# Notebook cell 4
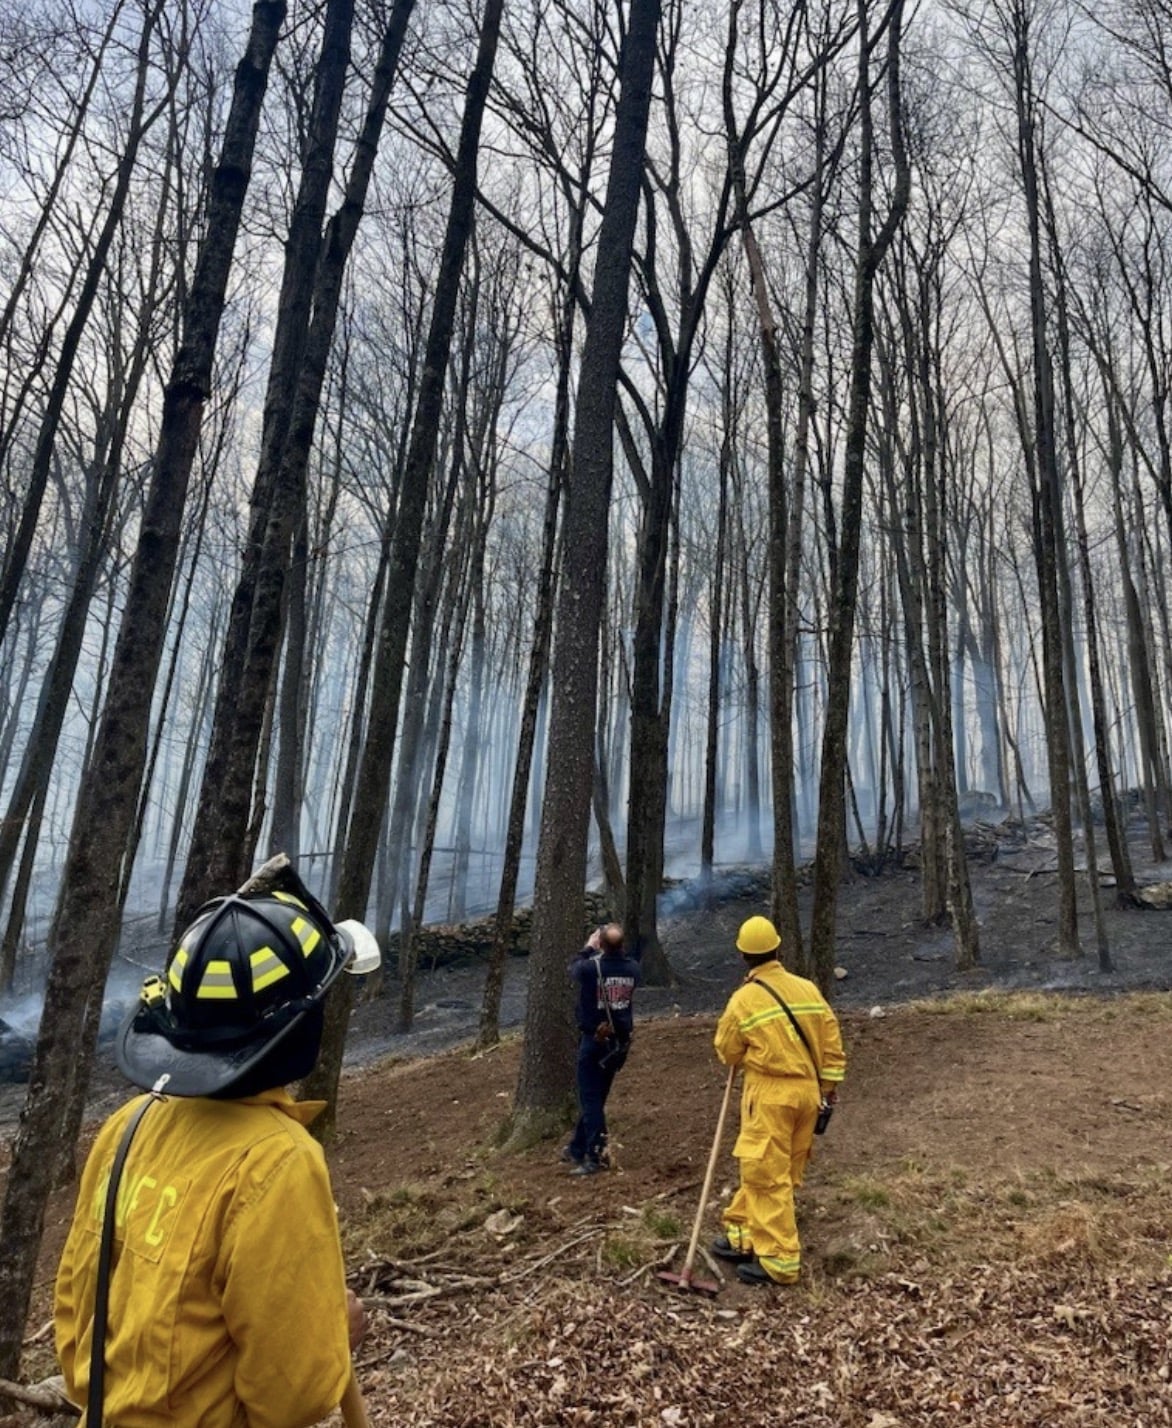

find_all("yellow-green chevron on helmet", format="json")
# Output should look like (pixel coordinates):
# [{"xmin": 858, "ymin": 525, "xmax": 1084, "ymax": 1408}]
[{"xmin": 117, "ymin": 891, "xmax": 350, "ymax": 1097}]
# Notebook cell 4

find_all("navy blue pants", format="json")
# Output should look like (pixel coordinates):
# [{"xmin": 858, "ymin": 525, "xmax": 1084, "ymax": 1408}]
[{"xmin": 568, "ymin": 1033, "xmax": 629, "ymax": 1162}]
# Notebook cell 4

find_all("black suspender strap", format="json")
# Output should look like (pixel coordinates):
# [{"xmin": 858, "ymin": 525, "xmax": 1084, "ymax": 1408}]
[
  {"xmin": 753, "ymin": 978, "xmax": 822, "ymax": 1083},
  {"xmin": 88, "ymin": 1077, "xmax": 170, "ymax": 1427}
]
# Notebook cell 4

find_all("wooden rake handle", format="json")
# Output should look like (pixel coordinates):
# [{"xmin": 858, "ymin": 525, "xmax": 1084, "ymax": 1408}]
[
  {"xmin": 679, "ymin": 1063, "xmax": 737, "ymax": 1278},
  {"xmin": 340, "ymin": 1370, "xmax": 371, "ymax": 1428}
]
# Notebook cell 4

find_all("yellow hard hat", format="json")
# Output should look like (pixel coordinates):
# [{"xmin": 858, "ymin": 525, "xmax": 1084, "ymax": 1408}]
[{"xmin": 736, "ymin": 915, "xmax": 781, "ymax": 955}]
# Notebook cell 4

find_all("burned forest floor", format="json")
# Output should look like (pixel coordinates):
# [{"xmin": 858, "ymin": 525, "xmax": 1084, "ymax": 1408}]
[{"xmin": 8, "ymin": 816, "xmax": 1172, "ymax": 1426}]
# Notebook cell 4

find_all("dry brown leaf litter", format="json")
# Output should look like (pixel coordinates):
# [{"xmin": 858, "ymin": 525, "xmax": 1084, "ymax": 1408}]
[
  {"xmin": 10, "ymin": 996, "xmax": 1172, "ymax": 1426},
  {"xmin": 349, "ymin": 1266, "xmax": 1172, "ymax": 1426}
]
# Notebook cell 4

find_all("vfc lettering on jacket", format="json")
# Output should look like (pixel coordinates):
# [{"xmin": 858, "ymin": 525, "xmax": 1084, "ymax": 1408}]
[{"xmin": 90, "ymin": 1158, "xmax": 189, "ymax": 1259}]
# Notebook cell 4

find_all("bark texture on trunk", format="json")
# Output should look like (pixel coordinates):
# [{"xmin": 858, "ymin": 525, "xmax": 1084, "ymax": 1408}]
[
  {"xmin": 0, "ymin": 2, "xmax": 286, "ymax": 1378},
  {"xmin": 511, "ymin": 0, "xmax": 662, "ymax": 1135},
  {"xmin": 303, "ymin": 0, "xmax": 505, "ymax": 1140}
]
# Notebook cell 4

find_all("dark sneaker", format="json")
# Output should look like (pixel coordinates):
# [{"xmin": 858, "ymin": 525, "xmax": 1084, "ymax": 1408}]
[
  {"xmin": 711, "ymin": 1235, "xmax": 753, "ymax": 1263},
  {"xmin": 736, "ymin": 1260, "xmax": 797, "ymax": 1287},
  {"xmin": 570, "ymin": 1158, "xmax": 603, "ymax": 1177}
]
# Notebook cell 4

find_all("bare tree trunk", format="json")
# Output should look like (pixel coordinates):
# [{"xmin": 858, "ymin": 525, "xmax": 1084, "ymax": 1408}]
[
  {"xmin": 477, "ymin": 256, "xmax": 580, "ymax": 1047},
  {"xmin": 1046, "ymin": 182, "xmax": 1115, "ymax": 961},
  {"xmin": 329, "ymin": 530, "xmax": 391, "ymax": 902},
  {"xmin": 509, "ymin": 0, "xmax": 661, "ymax": 1138},
  {"xmin": 0, "ymin": 612, "xmax": 43, "ymax": 794},
  {"xmin": 303, "ymin": 0, "xmax": 506, "ymax": 1139},
  {"xmin": 400, "ymin": 549, "xmax": 473, "ymax": 1029},
  {"xmin": 723, "ymin": 0, "xmax": 840, "ymax": 968},
  {"xmin": 1076, "ymin": 372, "xmax": 1135, "ymax": 899},
  {"xmin": 0, "ymin": 2, "xmax": 287, "ymax": 1377},
  {"xmin": 0, "ymin": 0, "xmax": 173, "ymax": 644},
  {"xmin": 177, "ymin": 0, "xmax": 356, "ymax": 926},
  {"xmin": 380, "ymin": 354, "xmax": 473, "ymax": 957},
  {"xmin": 701, "ymin": 326, "xmax": 732, "ymax": 888},
  {"xmin": 0, "ymin": 781, "xmax": 46, "ymax": 993},
  {"xmin": 808, "ymin": 0, "xmax": 909, "ymax": 991},
  {"xmin": 1011, "ymin": 0, "xmax": 1078, "ymax": 956},
  {"xmin": 158, "ymin": 603, "xmax": 222, "ymax": 932}
]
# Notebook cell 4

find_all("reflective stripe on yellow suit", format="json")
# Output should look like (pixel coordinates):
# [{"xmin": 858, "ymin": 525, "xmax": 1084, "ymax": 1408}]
[
  {"xmin": 714, "ymin": 962, "xmax": 846, "ymax": 1283},
  {"xmin": 54, "ymin": 1087, "xmax": 351, "ymax": 1428}
]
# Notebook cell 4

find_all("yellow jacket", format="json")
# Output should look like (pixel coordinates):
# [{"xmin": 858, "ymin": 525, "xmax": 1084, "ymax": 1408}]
[
  {"xmin": 55, "ymin": 1088, "xmax": 351, "ymax": 1428},
  {"xmin": 715, "ymin": 962, "xmax": 846, "ymax": 1099}
]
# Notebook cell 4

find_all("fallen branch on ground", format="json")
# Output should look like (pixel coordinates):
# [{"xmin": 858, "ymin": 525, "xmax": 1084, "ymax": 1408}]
[{"xmin": 0, "ymin": 1377, "xmax": 78, "ymax": 1416}]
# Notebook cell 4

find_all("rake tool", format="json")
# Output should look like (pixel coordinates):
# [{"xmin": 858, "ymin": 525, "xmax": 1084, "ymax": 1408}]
[
  {"xmin": 657, "ymin": 1064, "xmax": 737, "ymax": 1297},
  {"xmin": 340, "ymin": 1371, "xmax": 371, "ymax": 1428}
]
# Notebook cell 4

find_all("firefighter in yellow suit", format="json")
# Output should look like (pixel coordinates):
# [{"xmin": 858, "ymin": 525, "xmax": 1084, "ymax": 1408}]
[
  {"xmin": 55, "ymin": 882, "xmax": 378, "ymax": 1428},
  {"xmin": 712, "ymin": 916, "xmax": 846, "ymax": 1286}
]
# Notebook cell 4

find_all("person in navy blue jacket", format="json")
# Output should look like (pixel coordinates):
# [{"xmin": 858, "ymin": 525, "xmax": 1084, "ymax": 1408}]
[{"xmin": 563, "ymin": 922, "xmax": 640, "ymax": 1175}]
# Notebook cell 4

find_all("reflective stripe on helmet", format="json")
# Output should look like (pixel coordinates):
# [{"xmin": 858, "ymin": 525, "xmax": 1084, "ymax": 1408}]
[
  {"xmin": 168, "ymin": 947, "xmax": 189, "ymax": 992},
  {"xmin": 271, "ymin": 893, "xmax": 323, "ymax": 957},
  {"xmin": 290, "ymin": 916, "xmax": 321, "ymax": 958},
  {"xmin": 249, "ymin": 946, "xmax": 291, "ymax": 992},
  {"xmin": 196, "ymin": 959, "xmax": 237, "ymax": 999}
]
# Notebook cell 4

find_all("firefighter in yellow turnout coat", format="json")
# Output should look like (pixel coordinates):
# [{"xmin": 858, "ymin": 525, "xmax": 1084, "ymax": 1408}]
[
  {"xmin": 55, "ymin": 880, "xmax": 378, "ymax": 1427},
  {"xmin": 56, "ymin": 1087, "xmax": 352, "ymax": 1428},
  {"xmin": 713, "ymin": 916, "xmax": 846, "ymax": 1286}
]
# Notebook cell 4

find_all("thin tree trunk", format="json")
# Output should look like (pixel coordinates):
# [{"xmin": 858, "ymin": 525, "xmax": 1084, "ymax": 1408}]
[
  {"xmin": 399, "ymin": 553, "xmax": 472, "ymax": 1029},
  {"xmin": 1046, "ymin": 184, "xmax": 1116, "ymax": 957},
  {"xmin": 808, "ymin": 0, "xmax": 909, "ymax": 992},
  {"xmin": 303, "ymin": 0, "xmax": 506, "ymax": 1139},
  {"xmin": 702, "ymin": 312, "xmax": 734, "ymax": 889},
  {"xmin": 0, "ymin": 0, "xmax": 173, "ymax": 644}
]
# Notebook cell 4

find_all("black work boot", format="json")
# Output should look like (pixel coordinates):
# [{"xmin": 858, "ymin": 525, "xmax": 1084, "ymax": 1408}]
[
  {"xmin": 711, "ymin": 1235, "xmax": 753, "ymax": 1263},
  {"xmin": 736, "ymin": 1259, "xmax": 797, "ymax": 1287}
]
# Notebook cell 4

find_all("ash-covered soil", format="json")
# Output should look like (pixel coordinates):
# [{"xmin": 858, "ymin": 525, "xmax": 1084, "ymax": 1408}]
[{"xmin": 336, "ymin": 816, "xmax": 1172, "ymax": 1070}]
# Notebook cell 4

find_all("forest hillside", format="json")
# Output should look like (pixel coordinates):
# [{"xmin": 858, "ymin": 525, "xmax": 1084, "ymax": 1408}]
[
  {"xmin": 12, "ymin": 994, "xmax": 1172, "ymax": 1428},
  {"xmin": 8, "ymin": 846, "xmax": 1172, "ymax": 1428}
]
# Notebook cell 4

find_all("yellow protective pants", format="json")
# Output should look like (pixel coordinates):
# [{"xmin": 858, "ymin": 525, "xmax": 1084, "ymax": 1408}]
[{"xmin": 722, "ymin": 1075, "xmax": 820, "ymax": 1283}]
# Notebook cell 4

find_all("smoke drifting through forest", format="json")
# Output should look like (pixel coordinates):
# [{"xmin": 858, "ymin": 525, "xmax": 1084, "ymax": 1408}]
[{"xmin": 2, "ymin": 0, "xmax": 1171, "ymax": 988}]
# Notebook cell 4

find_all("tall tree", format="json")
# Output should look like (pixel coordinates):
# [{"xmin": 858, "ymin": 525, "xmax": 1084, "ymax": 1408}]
[
  {"xmin": 509, "ymin": 0, "xmax": 663, "ymax": 1140},
  {"xmin": 1007, "ymin": 0, "xmax": 1079, "ymax": 955},
  {"xmin": 807, "ymin": 0, "xmax": 909, "ymax": 990},
  {"xmin": 175, "ymin": 0, "xmax": 358, "ymax": 926},
  {"xmin": 0, "ymin": 1, "xmax": 288, "ymax": 1378},
  {"xmin": 303, "ymin": 0, "xmax": 507, "ymax": 1138}
]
